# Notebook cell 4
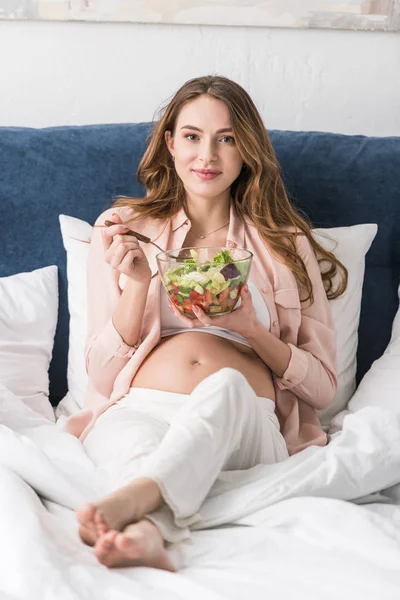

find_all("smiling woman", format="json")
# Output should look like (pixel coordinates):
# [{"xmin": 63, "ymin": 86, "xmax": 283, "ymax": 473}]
[{"xmin": 69, "ymin": 75, "xmax": 348, "ymax": 572}]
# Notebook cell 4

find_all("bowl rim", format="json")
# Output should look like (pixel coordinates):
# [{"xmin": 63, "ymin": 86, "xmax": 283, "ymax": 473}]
[{"xmin": 156, "ymin": 246, "xmax": 253, "ymax": 263}]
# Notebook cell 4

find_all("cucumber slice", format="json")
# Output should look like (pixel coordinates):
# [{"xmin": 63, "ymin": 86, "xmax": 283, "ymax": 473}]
[
  {"xmin": 209, "ymin": 305, "xmax": 222, "ymax": 313},
  {"xmin": 194, "ymin": 284, "xmax": 204, "ymax": 295},
  {"xmin": 176, "ymin": 294, "xmax": 184, "ymax": 303}
]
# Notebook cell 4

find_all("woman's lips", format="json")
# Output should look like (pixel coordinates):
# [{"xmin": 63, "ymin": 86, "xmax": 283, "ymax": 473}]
[{"xmin": 193, "ymin": 170, "xmax": 221, "ymax": 181}]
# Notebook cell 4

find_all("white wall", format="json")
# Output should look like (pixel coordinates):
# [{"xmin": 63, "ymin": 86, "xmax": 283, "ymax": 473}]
[{"xmin": 1, "ymin": 19, "xmax": 399, "ymax": 135}]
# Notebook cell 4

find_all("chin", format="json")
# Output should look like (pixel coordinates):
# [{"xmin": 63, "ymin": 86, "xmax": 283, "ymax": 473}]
[{"xmin": 194, "ymin": 187, "xmax": 229, "ymax": 199}]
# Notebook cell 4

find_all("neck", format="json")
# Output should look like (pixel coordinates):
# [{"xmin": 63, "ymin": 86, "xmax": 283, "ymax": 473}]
[{"xmin": 185, "ymin": 192, "xmax": 231, "ymax": 234}]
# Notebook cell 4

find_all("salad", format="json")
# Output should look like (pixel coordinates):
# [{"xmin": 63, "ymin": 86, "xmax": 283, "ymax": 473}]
[{"xmin": 163, "ymin": 249, "xmax": 249, "ymax": 316}]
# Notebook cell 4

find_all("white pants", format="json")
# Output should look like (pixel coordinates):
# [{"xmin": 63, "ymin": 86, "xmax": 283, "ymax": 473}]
[{"xmin": 83, "ymin": 367, "xmax": 289, "ymax": 542}]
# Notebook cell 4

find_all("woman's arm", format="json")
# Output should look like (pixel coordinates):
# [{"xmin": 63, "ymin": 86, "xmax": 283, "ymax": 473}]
[
  {"xmin": 247, "ymin": 327, "xmax": 291, "ymax": 378},
  {"xmin": 249, "ymin": 235, "xmax": 337, "ymax": 411},
  {"xmin": 84, "ymin": 210, "xmax": 151, "ymax": 398},
  {"xmin": 113, "ymin": 277, "xmax": 151, "ymax": 346}
]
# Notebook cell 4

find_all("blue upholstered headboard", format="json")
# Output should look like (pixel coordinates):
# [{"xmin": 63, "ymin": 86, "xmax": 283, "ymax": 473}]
[{"xmin": 1, "ymin": 124, "xmax": 399, "ymax": 403}]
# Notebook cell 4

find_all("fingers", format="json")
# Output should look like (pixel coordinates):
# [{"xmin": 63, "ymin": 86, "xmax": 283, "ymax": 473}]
[
  {"xmin": 101, "ymin": 224, "xmax": 131, "ymax": 252},
  {"xmin": 104, "ymin": 236, "xmax": 142, "ymax": 269},
  {"xmin": 110, "ymin": 213, "xmax": 123, "ymax": 224},
  {"xmin": 108, "ymin": 245, "xmax": 143, "ymax": 270},
  {"xmin": 169, "ymin": 302, "xmax": 200, "ymax": 327},
  {"xmin": 119, "ymin": 249, "xmax": 137, "ymax": 273},
  {"xmin": 101, "ymin": 211, "xmax": 125, "ymax": 249},
  {"xmin": 238, "ymin": 284, "xmax": 250, "ymax": 304},
  {"xmin": 117, "ymin": 249, "xmax": 147, "ymax": 273},
  {"xmin": 192, "ymin": 305, "xmax": 211, "ymax": 326}
]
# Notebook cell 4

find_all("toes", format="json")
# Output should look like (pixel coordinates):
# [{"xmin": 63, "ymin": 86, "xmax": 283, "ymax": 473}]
[
  {"xmin": 95, "ymin": 547, "xmax": 112, "ymax": 566},
  {"xmin": 94, "ymin": 530, "xmax": 118, "ymax": 562},
  {"xmin": 76, "ymin": 503, "xmax": 96, "ymax": 527},
  {"xmin": 76, "ymin": 503, "xmax": 109, "ymax": 540},
  {"xmin": 94, "ymin": 510, "xmax": 109, "ymax": 537},
  {"xmin": 115, "ymin": 532, "xmax": 143, "ymax": 558},
  {"xmin": 79, "ymin": 525, "xmax": 96, "ymax": 547},
  {"xmin": 77, "ymin": 504, "xmax": 99, "ymax": 546},
  {"xmin": 102, "ymin": 530, "xmax": 118, "ymax": 550}
]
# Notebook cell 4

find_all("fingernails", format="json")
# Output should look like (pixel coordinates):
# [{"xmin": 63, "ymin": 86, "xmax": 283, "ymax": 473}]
[
  {"xmin": 244, "ymin": 284, "xmax": 249, "ymax": 293},
  {"xmin": 193, "ymin": 306, "xmax": 199, "ymax": 313}
]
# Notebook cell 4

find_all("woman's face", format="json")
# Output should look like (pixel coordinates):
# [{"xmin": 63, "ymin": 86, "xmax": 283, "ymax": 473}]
[{"xmin": 165, "ymin": 95, "xmax": 243, "ymax": 201}]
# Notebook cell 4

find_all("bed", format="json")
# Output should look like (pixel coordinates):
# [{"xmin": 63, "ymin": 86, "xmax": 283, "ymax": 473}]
[{"xmin": 1, "ymin": 124, "xmax": 400, "ymax": 599}]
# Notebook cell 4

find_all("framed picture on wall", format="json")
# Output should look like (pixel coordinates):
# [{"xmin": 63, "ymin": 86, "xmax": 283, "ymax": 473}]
[{"xmin": 0, "ymin": 1, "xmax": 399, "ymax": 31}]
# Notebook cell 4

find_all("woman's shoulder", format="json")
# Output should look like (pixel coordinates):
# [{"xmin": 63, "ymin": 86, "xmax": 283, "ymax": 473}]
[{"xmin": 274, "ymin": 224, "xmax": 316, "ymax": 258}]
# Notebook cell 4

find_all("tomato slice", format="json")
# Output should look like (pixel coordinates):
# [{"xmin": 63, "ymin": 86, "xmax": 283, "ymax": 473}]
[
  {"xmin": 218, "ymin": 287, "xmax": 231, "ymax": 303},
  {"xmin": 205, "ymin": 289, "xmax": 213, "ymax": 304}
]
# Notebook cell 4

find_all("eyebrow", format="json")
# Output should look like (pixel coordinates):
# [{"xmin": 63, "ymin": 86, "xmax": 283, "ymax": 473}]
[{"xmin": 180, "ymin": 125, "xmax": 233, "ymax": 134}]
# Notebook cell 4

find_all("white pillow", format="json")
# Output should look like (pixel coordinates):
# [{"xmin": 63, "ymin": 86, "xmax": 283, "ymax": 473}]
[
  {"xmin": 57, "ymin": 215, "xmax": 377, "ymax": 428},
  {"xmin": 314, "ymin": 224, "xmax": 378, "ymax": 429},
  {"xmin": 58, "ymin": 215, "xmax": 91, "ymax": 414},
  {"xmin": 330, "ymin": 279, "xmax": 400, "ymax": 433},
  {"xmin": 0, "ymin": 266, "xmax": 58, "ymax": 421}
]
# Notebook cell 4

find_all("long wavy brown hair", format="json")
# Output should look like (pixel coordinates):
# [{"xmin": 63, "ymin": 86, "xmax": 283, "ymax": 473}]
[{"xmin": 113, "ymin": 75, "xmax": 348, "ymax": 305}]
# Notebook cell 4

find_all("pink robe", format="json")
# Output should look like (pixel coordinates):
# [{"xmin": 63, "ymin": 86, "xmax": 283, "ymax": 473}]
[{"xmin": 72, "ymin": 202, "xmax": 337, "ymax": 456}]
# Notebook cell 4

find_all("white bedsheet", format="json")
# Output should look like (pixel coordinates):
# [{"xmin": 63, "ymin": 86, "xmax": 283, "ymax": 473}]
[{"xmin": 1, "ymin": 385, "xmax": 400, "ymax": 600}]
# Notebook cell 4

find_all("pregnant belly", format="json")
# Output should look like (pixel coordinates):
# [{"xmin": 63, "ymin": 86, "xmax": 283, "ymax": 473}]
[{"xmin": 131, "ymin": 332, "xmax": 276, "ymax": 401}]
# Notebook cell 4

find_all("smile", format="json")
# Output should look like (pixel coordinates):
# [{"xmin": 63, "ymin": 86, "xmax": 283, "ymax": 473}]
[{"xmin": 192, "ymin": 170, "xmax": 221, "ymax": 181}]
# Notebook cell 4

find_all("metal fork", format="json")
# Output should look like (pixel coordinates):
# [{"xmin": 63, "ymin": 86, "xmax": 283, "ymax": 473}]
[{"xmin": 104, "ymin": 220, "xmax": 183, "ymax": 260}]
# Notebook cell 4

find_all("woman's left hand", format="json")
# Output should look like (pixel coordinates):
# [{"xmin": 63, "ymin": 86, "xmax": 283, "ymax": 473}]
[{"xmin": 168, "ymin": 284, "xmax": 260, "ymax": 339}]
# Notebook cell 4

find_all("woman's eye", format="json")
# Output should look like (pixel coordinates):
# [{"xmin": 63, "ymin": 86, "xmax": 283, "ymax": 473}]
[
  {"xmin": 220, "ymin": 136, "xmax": 235, "ymax": 144},
  {"xmin": 185, "ymin": 134, "xmax": 199, "ymax": 141}
]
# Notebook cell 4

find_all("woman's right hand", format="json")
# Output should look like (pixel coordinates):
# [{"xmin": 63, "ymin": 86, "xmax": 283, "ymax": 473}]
[{"xmin": 101, "ymin": 214, "xmax": 152, "ymax": 284}]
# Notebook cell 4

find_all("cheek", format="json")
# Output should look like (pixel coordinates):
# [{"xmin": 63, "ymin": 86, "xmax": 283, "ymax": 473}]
[
  {"xmin": 230, "ymin": 153, "xmax": 244, "ymax": 176},
  {"xmin": 175, "ymin": 146, "xmax": 196, "ymax": 165},
  {"xmin": 225, "ymin": 145, "xmax": 242, "ymax": 165},
  {"xmin": 174, "ymin": 157, "xmax": 194, "ymax": 184}
]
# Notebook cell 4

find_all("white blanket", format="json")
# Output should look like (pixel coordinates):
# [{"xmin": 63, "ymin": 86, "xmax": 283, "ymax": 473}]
[{"xmin": 1, "ymin": 385, "xmax": 400, "ymax": 600}]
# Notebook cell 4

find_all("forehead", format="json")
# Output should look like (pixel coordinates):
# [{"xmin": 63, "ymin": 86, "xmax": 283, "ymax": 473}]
[{"xmin": 176, "ymin": 96, "xmax": 231, "ymax": 128}]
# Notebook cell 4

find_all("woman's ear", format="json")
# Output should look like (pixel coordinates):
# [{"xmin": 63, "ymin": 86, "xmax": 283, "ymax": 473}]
[{"xmin": 165, "ymin": 130, "xmax": 174, "ymax": 157}]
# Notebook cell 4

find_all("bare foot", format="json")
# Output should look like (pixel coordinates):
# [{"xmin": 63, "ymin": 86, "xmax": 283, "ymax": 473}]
[
  {"xmin": 77, "ymin": 504, "xmax": 108, "ymax": 546},
  {"xmin": 76, "ymin": 477, "xmax": 163, "ymax": 546},
  {"xmin": 94, "ymin": 519, "xmax": 176, "ymax": 571}
]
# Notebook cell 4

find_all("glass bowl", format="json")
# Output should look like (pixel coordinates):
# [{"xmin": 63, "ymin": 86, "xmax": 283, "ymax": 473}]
[{"xmin": 156, "ymin": 246, "xmax": 253, "ymax": 319}]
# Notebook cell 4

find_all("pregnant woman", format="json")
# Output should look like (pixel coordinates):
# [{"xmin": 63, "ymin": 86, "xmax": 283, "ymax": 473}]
[{"xmin": 70, "ymin": 75, "xmax": 347, "ymax": 570}]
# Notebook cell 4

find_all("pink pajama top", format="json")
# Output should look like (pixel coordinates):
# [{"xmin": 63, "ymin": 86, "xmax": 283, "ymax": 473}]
[{"xmin": 75, "ymin": 202, "xmax": 337, "ymax": 456}]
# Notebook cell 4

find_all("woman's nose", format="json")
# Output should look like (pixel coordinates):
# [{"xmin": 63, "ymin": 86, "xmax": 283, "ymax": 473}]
[{"xmin": 198, "ymin": 140, "xmax": 217, "ymax": 163}]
